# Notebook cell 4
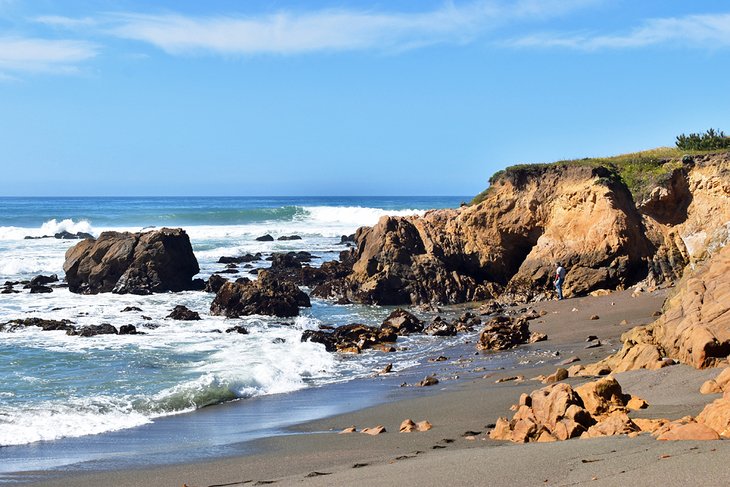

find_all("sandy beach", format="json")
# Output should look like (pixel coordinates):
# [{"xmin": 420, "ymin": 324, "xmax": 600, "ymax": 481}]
[{"xmin": 18, "ymin": 288, "xmax": 729, "ymax": 487}]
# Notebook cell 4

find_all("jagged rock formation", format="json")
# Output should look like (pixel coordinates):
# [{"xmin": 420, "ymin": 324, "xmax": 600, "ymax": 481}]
[
  {"xmin": 334, "ymin": 153, "xmax": 729, "ymax": 305},
  {"xmin": 63, "ymin": 228, "xmax": 200, "ymax": 294}
]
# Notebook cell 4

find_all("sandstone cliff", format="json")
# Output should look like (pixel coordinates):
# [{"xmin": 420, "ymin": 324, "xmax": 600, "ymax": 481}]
[{"xmin": 337, "ymin": 152, "xmax": 730, "ymax": 306}]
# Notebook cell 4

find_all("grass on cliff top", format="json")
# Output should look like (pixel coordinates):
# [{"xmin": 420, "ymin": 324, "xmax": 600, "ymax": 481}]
[{"xmin": 470, "ymin": 147, "xmax": 723, "ymax": 205}]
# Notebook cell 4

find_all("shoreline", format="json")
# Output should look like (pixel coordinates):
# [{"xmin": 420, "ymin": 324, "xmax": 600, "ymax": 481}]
[{"xmin": 16, "ymin": 288, "xmax": 729, "ymax": 487}]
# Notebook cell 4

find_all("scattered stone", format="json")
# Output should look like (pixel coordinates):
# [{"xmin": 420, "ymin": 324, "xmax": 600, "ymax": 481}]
[
  {"xmin": 226, "ymin": 325, "xmax": 249, "ymax": 334},
  {"xmin": 528, "ymin": 332, "xmax": 548, "ymax": 343},
  {"xmin": 73, "ymin": 324, "xmax": 118, "ymax": 337},
  {"xmin": 590, "ymin": 315, "xmax": 600, "ymax": 320},
  {"xmin": 542, "ymin": 368, "xmax": 569, "ymax": 384},
  {"xmin": 120, "ymin": 306, "xmax": 142, "ymax": 313},
  {"xmin": 417, "ymin": 376, "xmax": 439, "ymax": 387},
  {"xmin": 428, "ymin": 356, "xmax": 448, "ymax": 362},
  {"xmin": 619, "ymin": 319, "xmax": 629, "ymax": 325},
  {"xmin": 559, "ymin": 356, "xmax": 581, "ymax": 366},
  {"xmin": 585, "ymin": 340, "xmax": 602, "ymax": 349},
  {"xmin": 586, "ymin": 335, "xmax": 598, "ymax": 341},
  {"xmin": 277, "ymin": 235, "xmax": 302, "ymax": 241},
  {"xmin": 255, "ymin": 234, "xmax": 274, "ymax": 241},
  {"xmin": 380, "ymin": 308, "xmax": 424, "ymax": 335},
  {"xmin": 379, "ymin": 363, "xmax": 393, "ymax": 374},
  {"xmin": 424, "ymin": 317, "xmax": 457, "ymax": 337},
  {"xmin": 416, "ymin": 421, "xmax": 432, "ymax": 432},
  {"xmin": 0, "ymin": 318, "xmax": 76, "ymax": 333},
  {"xmin": 361, "ymin": 425, "xmax": 386, "ymax": 435},
  {"xmin": 204, "ymin": 274, "xmax": 227, "ymax": 294},
  {"xmin": 29, "ymin": 285, "xmax": 53, "ymax": 293},
  {"xmin": 400, "ymin": 419, "xmax": 417, "ymax": 432},
  {"xmin": 626, "ymin": 397, "xmax": 649, "ymax": 410},
  {"xmin": 30, "ymin": 274, "xmax": 59, "ymax": 286},
  {"xmin": 652, "ymin": 310, "xmax": 663, "ymax": 317},
  {"xmin": 496, "ymin": 375, "xmax": 524, "ymax": 383},
  {"xmin": 339, "ymin": 426, "xmax": 357, "ymax": 434},
  {"xmin": 118, "ymin": 324, "xmax": 138, "ymax": 335}
]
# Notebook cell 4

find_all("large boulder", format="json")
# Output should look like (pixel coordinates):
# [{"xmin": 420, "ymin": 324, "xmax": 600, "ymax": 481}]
[
  {"xmin": 63, "ymin": 228, "xmax": 200, "ymax": 295},
  {"xmin": 476, "ymin": 316, "xmax": 531, "ymax": 351},
  {"xmin": 210, "ymin": 271, "xmax": 310, "ymax": 318},
  {"xmin": 302, "ymin": 323, "xmax": 397, "ymax": 353}
]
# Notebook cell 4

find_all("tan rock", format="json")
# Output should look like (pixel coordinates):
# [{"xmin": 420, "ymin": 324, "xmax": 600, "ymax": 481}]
[
  {"xmin": 656, "ymin": 422, "xmax": 720, "ymax": 441},
  {"xmin": 529, "ymin": 332, "xmax": 548, "ymax": 343},
  {"xmin": 582, "ymin": 412, "xmax": 638, "ymax": 438},
  {"xmin": 633, "ymin": 418, "xmax": 669, "ymax": 434},
  {"xmin": 489, "ymin": 417, "xmax": 512, "ymax": 440},
  {"xmin": 696, "ymin": 396, "xmax": 730, "ymax": 437},
  {"xmin": 416, "ymin": 420, "xmax": 432, "ymax": 432},
  {"xmin": 536, "ymin": 430, "xmax": 557, "ymax": 442},
  {"xmin": 626, "ymin": 396, "xmax": 649, "ymax": 410},
  {"xmin": 496, "ymin": 375, "xmax": 524, "ymax": 383},
  {"xmin": 567, "ymin": 364, "xmax": 586, "ymax": 377},
  {"xmin": 700, "ymin": 380, "xmax": 722, "ymax": 395},
  {"xmin": 702, "ymin": 366, "xmax": 730, "ymax": 394},
  {"xmin": 361, "ymin": 425, "xmax": 386, "ymax": 435},
  {"xmin": 574, "ymin": 377, "xmax": 629, "ymax": 416},
  {"xmin": 339, "ymin": 426, "xmax": 357, "ymax": 434},
  {"xmin": 417, "ymin": 376, "xmax": 439, "ymax": 387},
  {"xmin": 399, "ymin": 419, "xmax": 416, "ymax": 433},
  {"xmin": 542, "ymin": 368, "xmax": 569, "ymax": 384}
]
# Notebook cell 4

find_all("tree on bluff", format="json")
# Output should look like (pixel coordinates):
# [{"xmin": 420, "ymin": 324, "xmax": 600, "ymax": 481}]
[{"xmin": 676, "ymin": 128, "xmax": 730, "ymax": 151}]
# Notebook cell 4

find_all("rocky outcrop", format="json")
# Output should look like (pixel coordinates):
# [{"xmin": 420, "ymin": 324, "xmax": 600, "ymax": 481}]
[
  {"xmin": 210, "ymin": 271, "xmax": 310, "ymax": 318},
  {"xmin": 0, "ymin": 318, "xmax": 76, "ymax": 333},
  {"xmin": 335, "ymin": 153, "xmax": 729, "ymax": 305},
  {"xmin": 585, "ymin": 243, "xmax": 730, "ymax": 373},
  {"xmin": 63, "ymin": 228, "xmax": 200, "ymax": 295},
  {"xmin": 490, "ymin": 378, "xmax": 642, "ymax": 443},
  {"xmin": 341, "ymin": 165, "xmax": 652, "ymax": 305}
]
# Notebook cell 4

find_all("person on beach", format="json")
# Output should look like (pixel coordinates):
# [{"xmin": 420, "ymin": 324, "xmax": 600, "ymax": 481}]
[{"xmin": 554, "ymin": 263, "xmax": 567, "ymax": 300}]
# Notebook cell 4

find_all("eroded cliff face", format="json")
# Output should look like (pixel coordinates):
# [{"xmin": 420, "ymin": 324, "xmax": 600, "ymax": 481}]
[
  {"xmin": 341, "ymin": 152, "xmax": 730, "ymax": 305},
  {"xmin": 640, "ymin": 154, "xmax": 730, "ymax": 286}
]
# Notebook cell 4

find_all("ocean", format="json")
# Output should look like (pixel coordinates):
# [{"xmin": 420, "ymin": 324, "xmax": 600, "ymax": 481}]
[{"xmin": 0, "ymin": 196, "xmax": 534, "ymax": 478}]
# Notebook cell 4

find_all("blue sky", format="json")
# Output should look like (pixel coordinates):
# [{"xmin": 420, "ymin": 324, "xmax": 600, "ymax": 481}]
[{"xmin": 1, "ymin": 0, "xmax": 729, "ymax": 196}]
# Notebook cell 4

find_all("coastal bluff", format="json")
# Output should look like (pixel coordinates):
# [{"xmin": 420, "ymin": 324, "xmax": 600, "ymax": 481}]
[
  {"xmin": 337, "ymin": 152, "xmax": 730, "ymax": 305},
  {"xmin": 63, "ymin": 227, "xmax": 200, "ymax": 294}
]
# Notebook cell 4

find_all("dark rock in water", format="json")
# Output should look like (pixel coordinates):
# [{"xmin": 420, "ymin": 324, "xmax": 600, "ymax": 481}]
[
  {"xmin": 0, "ymin": 318, "xmax": 76, "ymax": 333},
  {"xmin": 63, "ymin": 228, "xmax": 200, "ymax": 295},
  {"xmin": 424, "ymin": 317, "xmax": 457, "ymax": 336},
  {"xmin": 29, "ymin": 285, "xmax": 53, "ymax": 294},
  {"xmin": 271, "ymin": 252, "xmax": 302, "ymax": 269},
  {"xmin": 249, "ymin": 269, "xmax": 260, "ymax": 275},
  {"xmin": 277, "ymin": 235, "xmax": 302, "ymax": 241},
  {"xmin": 30, "ymin": 274, "xmax": 59, "ymax": 286},
  {"xmin": 72, "ymin": 323, "xmax": 118, "ymax": 337},
  {"xmin": 476, "ymin": 316, "xmax": 530, "ymax": 351},
  {"xmin": 235, "ymin": 277, "xmax": 251, "ymax": 284},
  {"xmin": 381, "ymin": 308, "xmax": 424, "ymax": 335},
  {"xmin": 166, "ymin": 305, "xmax": 201, "ymax": 321},
  {"xmin": 225, "ymin": 263, "xmax": 238, "ymax": 269},
  {"xmin": 205, "ymin": 274, "xmax": 227, "ymax": 294},
  {"xmin": 225, "ymin": 325, "xmax": 249, "ymax": 334},
  {"xmin": 218, "ymin": 253, "xmax": 261, "ymax": 264},
  {"xmin": 210, "ymin": 270, "xmax": 310, "ymax": 317},
  {"xmin": 1, "ymin": 288, "xmax": 20, "ymax": 294},
  {"xmin": 55, "ymin": 230, "xmax": 94, "ymax": 240},
  {"xmin": 120, "ymin": 306, "xmax": 143, "ymax": 312},
  {"xmin": 339, "ymin": 234, "xmax": 356, "ymax": 244},
  {"xmin": 301, "ymin": 322, "xmax": 398, "ymax": 353},
  {"xmin": 218, "ymin": 268, "xmax": 239, "ymax": 274},
  {"xmin": 190, "ymin": 278, "xmax": 205, "ymax": 291},
  {"xmin": 255, "ymin": 234, "xmax": 274, "ymax": 242},
  {"xmin": 119, "ymin": 324, "xmax": 138, "ymax": 335},
  {"xmin": 273, "ymin": 337, "xmax": 286, "ymax": 343}
]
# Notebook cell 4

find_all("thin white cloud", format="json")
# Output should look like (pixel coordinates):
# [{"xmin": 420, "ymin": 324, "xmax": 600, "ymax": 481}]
[
  {"xmin": 0, "ymin": 37, "xmax": 97, "ymax": 73},
  {"xmin": 34, "ymin": 15, "xmax": 98, "ymax": 28},
  {"xmin": 509, "ymin": 12, "xmax": 730, "ymax": 50},
  {"xmin": 102, "ymin": 0, "xmax": 599, "ymax": 55}
]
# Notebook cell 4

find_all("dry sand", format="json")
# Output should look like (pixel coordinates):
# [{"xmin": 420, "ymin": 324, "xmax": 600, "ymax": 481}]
[{"xmin": 22, "ymin": 289, "xmax": 730, "ymax": 486}]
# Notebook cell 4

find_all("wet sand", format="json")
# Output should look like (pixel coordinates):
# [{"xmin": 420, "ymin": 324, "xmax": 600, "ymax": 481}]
[{"xmin": 19, "ymin": 289, "xmax": 730, "ymax": 487}]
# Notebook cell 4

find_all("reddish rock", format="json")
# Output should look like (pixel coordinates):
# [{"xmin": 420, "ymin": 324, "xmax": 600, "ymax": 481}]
[{"xmin": 656, "ymin": 422, "xmax": 721, "ymax": 441}]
